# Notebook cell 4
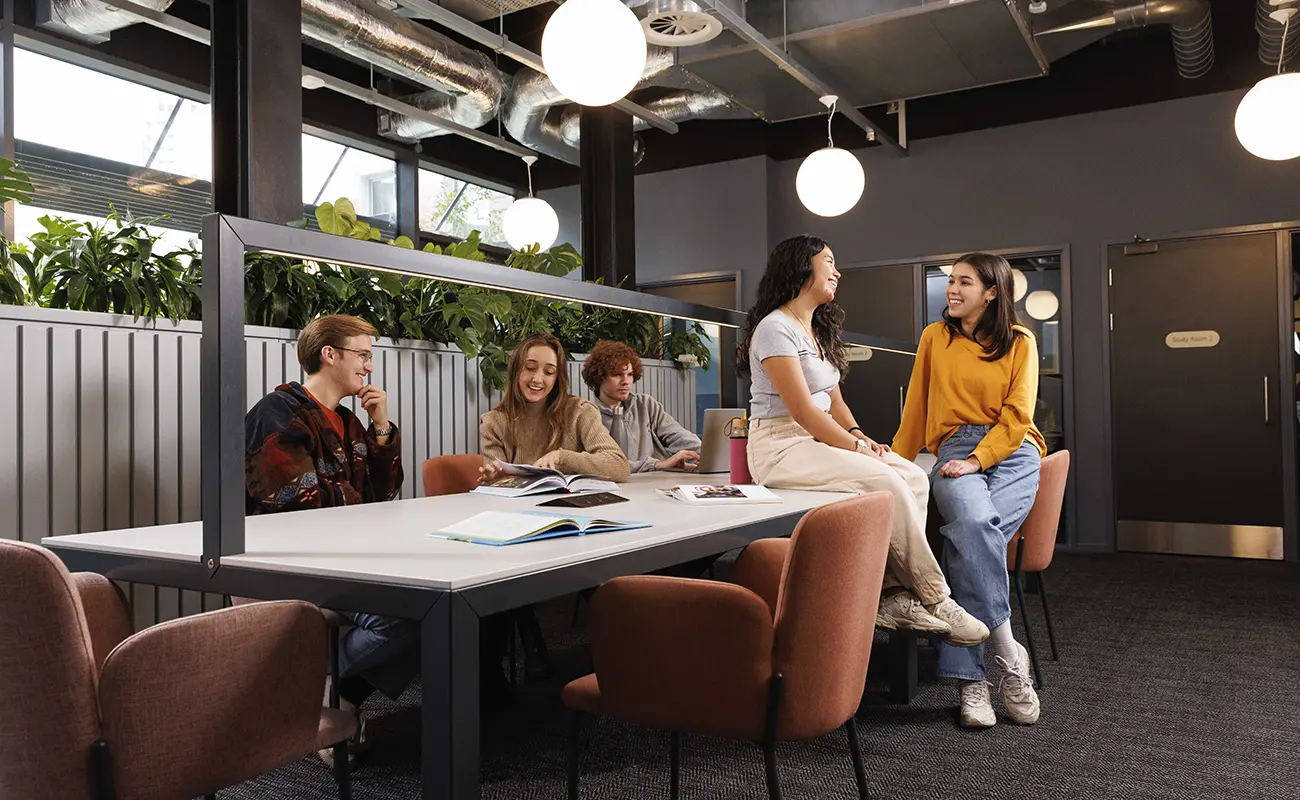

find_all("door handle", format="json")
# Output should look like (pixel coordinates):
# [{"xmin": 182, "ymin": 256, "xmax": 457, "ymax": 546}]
[
  {"xmin": 899, "ymin": 386, "xmax": 905, "ymax": 417},
  {"xmin": 1264, "ymin": 376, "xmax": 1270, "ymax": 424}
]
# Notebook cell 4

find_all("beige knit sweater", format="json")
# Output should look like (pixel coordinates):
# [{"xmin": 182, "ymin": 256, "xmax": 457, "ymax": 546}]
[{"xmin": 480, "ymin": 398, "xmax": 631, "ymax": 482}]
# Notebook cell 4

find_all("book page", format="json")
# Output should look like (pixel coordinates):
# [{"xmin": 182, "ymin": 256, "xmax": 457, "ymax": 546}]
[{"xmin": 438, "ymin": 511, "xmax": 574, "ymax": 543}]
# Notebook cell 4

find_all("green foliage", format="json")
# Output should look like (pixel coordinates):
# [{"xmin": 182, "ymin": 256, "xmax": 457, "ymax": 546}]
[
  {"xmin": 0, "ymin": 193, "xmax": 714, "ymax": 396},
  {"xmin": 0, "ymin": 157, "xmax": 34, "ymax": 206}
]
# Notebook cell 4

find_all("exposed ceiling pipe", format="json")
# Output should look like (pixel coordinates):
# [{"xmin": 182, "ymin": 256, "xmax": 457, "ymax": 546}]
[
  {"xmin": 1036, "ymin": 0, "xmax": 1214, "ymax": 79},
  {"xmin": 36, "ymin": 0, "xmax": 175, "ymax": 43},
  {"xmin": 1257, "ymin": 0, "xmax": 1300, "ymax": 68},
  {"xmin": 496, "ymin": 47, "xmax": 740, "ymax": 165}
]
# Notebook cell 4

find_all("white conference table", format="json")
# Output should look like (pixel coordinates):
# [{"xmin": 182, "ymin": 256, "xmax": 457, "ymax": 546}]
[{"xmin": 43, "ymin": 472, "xmax": 854, "ymax": 800}]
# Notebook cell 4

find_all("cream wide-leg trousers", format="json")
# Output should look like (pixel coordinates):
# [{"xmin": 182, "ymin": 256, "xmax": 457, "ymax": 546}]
[{"xmin": 747, "ymin": 416, "xmax": 951, "ymax": 604}]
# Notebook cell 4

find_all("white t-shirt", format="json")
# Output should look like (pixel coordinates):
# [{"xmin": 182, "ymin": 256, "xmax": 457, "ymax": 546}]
[{"xmin": 747, "ymin": 310, "xmax": 841, "ymax": 420}]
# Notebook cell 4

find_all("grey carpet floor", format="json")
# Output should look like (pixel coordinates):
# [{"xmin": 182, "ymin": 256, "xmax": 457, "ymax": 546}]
[{"xmin": 220, "ymin": 552, "xmax": 1300, "ymax": 799}]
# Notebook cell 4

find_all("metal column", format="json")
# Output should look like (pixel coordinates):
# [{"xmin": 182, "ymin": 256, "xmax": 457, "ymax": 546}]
[{"xmin": 579, "ymin": 106, "xmax": 636, "ymax": 289}]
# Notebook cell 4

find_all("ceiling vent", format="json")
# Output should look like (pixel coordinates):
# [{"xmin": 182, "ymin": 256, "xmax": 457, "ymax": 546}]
[{"xmin": 631, "ymin": 0, "xmax": 723, "ymax": 47}]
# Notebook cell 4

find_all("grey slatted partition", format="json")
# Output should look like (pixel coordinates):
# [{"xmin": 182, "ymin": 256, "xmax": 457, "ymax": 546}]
[{"xmin": 1, "ymin": 305, "xmax": 696, "ymax": 613}]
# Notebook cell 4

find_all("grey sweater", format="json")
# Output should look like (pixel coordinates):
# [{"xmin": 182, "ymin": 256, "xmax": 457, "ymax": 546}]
[{"xmin": 596, "ymin": 394, "xmax": 702, "ymax": 473}]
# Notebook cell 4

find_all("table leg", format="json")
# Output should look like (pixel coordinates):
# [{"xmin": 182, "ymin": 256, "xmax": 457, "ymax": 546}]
[
  {"xmin": 422, "ymin": 593, "xmax": 481, "ymax": 800},
  {"xmin": 887, "ymin": 631, "xmax": 919, "ymax": 705}
]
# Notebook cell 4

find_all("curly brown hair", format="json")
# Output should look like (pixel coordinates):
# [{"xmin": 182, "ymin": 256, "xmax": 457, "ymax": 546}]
[{"xmin": 581, "ymin": 340, "xmax": 643, "ymax": 393}]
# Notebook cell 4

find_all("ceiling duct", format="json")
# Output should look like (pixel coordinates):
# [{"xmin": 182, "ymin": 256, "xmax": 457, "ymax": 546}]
[
  {"xmin": 1256, "ymin": 0, "xmax": 1300, "ymax": 68},
  {"xmin": 36, "ymin": 0, "xmax": 175, "ymax": 44},
  {"xmin": 626, "ymin": 0, "xmax": 724, "ymax": 47},
  {"xmin": 1035, "ymin": 0, "xmax": 1214, "ymax": 79},
  {"xmin": 497, "ymin": 46, "xmax": 744, "ymax": 165}
]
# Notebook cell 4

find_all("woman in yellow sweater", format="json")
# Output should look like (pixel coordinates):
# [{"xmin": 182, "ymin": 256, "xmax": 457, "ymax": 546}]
[
  {"xmin": 480, "ymin": 333, "xmax": 630, "ymax": 483},
  {"xmin": 894, "ymin": 253, "xmax": 1047, "ymax": 730}
]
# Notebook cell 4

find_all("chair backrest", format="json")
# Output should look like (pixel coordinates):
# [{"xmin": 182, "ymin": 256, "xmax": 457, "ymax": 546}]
[
  {"xmin": 98, "ymin": 601, "xmax": 326, "ymax": 800},
  {"xmin": 0, "ymin": 540, "xmax": 103, "ymax": 800},
  {"xmin": 1009, "ymin": 450, "xmax": 1071, "ymax": 573},
  {"xmin": 771, "ymin": 493, "xmax": 894, "ymax": 740},
  {"xmin": 422, "ymin": 454, "xmax": 485, "ymax": 496}
]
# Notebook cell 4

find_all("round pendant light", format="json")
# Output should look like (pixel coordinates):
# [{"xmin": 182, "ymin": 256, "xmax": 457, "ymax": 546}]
[
  {"xmin": 1025, "ymin": 290, "xmax": 1059, "ymax": 321},
  {"xmin": 1012, "ymin": 268, "xmax": 1028, "ymax": 301},
  {"xmin": 1236, "ymin": 9, "xmax": 1300, "ymax": 161},
  {"xmin": 796, "ymin": 96, "xmax": 865, "ymax": 218},
  {"xmin": 542, "ymin": 0, "xmax": 648, "ymax": 106},
  {"xmin": 504, "ymin": 156, "xmax": 560, "ymax": 252}
]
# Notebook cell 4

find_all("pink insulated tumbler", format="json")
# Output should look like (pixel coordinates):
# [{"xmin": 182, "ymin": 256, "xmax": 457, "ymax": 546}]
[{"xmin": 729, "ymin": 435, "xmax": 752, "ymax": 484}]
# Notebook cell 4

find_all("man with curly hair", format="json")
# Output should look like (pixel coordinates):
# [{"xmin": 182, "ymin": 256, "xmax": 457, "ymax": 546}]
[{"xmin": 581, "ymin": 340, "xmax": 702, "ymax": 472}]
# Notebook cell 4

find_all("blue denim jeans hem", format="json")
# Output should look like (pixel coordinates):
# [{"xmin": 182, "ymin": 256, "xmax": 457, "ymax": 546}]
[
  {"xmin": 337, "ymin": 611, "xmax": 421, "ymax": 700},
  {"xmin": 929, "ymin": 426, "xmax": 1040, "ymax": 681}
]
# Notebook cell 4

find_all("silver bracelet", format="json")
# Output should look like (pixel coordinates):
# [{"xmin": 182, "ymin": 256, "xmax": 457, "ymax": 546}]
[{"xmin": 374, "ymin": 425, "xmax": 394, "ymax": 437}]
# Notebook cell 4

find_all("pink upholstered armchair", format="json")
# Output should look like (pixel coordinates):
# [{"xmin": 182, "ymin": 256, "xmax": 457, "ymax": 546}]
[{"xmin": 0, "ymin": 539, "xmax": 356, "ymax": 800}]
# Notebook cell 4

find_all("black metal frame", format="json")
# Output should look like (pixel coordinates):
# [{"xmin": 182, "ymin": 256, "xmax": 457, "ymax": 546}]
[
  {"xmin": 48, "ymin": 503, "xmax": 816, "ymax": 800},
  {"xmin": 1009, "ymin": 537, "xmax": 1060, "ymax": 690},
  {"xmin": 567, "ymin": 672, "xmax": 871, "ymax": 800}
]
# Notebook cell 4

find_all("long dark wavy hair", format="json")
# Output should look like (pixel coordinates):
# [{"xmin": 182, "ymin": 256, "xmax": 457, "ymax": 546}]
[
  {"xmin": 942, "ymin": 252, "xmax": 1025, "ymax": 362},
  {"xmin": 738, "ymin": 235, "xmax": 847, "ymax": 378},
  {"xmin": 496, "ymin": 332, "xmax": 577, "ymax": 452}
]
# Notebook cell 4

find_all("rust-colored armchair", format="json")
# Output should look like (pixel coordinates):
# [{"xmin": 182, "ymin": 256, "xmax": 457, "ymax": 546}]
[
  {"xmin": 0, "ymin": 539, "xmax": 355, "ymax": 800},
  {"xmin": 1008, "ymin": 449, "xmax": 1070, "ymax": 688},
  {"xmin": 421, "ymin": 453, "xmax": 484, "ymax": 496},
  {"xmin": 562, "ymin": 493, "xmax": 894, "ymax": 800}
]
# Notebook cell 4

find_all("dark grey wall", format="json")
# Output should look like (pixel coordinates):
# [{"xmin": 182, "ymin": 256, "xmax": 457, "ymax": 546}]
[
  {"xmin": 541, "ymin": 156, "xmax": 770, "ymax": 292},
  {"xmin": 765, "ymin": 89, "xmax": 1300, "ymax": 550}
]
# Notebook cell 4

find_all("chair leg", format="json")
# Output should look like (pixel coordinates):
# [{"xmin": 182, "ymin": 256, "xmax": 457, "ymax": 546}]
[
  {"xmin": 568, "ymin": 712, "xmax": 583, "ymax": 800},
  {"xmin": 762, "ymin": 674, "xmax": 784, "ymax": 800},
  {"xmin": 670, "ymin": 731, "xmax": 681, "ymax": 800},
  {"xmin": 204, "ymin": 795, "xmax": 216, "ymax": 800},
  {"xmin": 1012, "ymin": 571, "xmax": 1044, "ymax": 689},
  {"xmin": 92, "ymin": 739, "xmax": 116, "ymax": 800},
  {"xmin": 1037, "ymin": 570, "xmax": 1060, "ymax": 661},
  {"xmin": 845, "ymin": 718, "xmax": 870, "ymax": 800},
  {"xmin": 333, "ymin": 742, "xmax": 352, "ymax": 800},
  {"xmin": 762, "ymin": 741, "xmax": 782, "ymax": 800}
]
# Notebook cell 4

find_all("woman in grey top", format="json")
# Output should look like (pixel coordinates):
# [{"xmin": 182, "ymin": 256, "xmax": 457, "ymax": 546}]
[
  {"xmin": 741, "ymin": 234, "xmax": 987, "ymax": 646},
  {"xmin": 582, "ymin": 339, "xmax": 702, "ymax": 472}
]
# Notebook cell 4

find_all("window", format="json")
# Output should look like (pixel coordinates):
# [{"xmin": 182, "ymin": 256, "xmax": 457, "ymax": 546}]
[
  {"xmin": 418, "ymin": 167, "xmax": 512, "ymax": 247},
  {"xmin": 302, "ymin": 135, "xmax": 396, "ymax": 225}
]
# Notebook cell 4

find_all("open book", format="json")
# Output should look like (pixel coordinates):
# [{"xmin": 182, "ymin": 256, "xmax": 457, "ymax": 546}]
[
  {"xmin": 662, "ymin": 484, "xmax": 783, "ymax": 505},
  {"xmin": 474, "ymin": 461, "xmax": 618, "ymax": 498},
  {"xmin": 431, "ymin": 510, "xmax": 650, "ymax": 546}
]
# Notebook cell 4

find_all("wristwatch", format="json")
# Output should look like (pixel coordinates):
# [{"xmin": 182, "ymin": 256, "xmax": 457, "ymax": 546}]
[{"xmin": 374, "ymin": 425, "xmax": 394, "ymax": 437}]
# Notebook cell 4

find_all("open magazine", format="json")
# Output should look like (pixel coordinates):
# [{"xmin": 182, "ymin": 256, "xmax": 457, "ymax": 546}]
[
  {"xmin": 661, "ymin": 484, "xmax": 783, "ymax": 505},
  {"xmin": 431, "ymin": 510, "xmax": 650, "ymax": 546},
  {"xmin": 473, "ymin": 461, "xmax": 619, "ymax": 498}
]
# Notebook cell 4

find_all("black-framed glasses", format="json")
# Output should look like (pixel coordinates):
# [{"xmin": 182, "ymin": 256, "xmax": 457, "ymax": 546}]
[{"xmin": 331, "ymin": 346, "xmax": 373, "ymax": 364}]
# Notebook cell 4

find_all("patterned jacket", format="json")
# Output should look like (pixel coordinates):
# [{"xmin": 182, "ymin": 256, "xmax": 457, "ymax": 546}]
[{"xmin": 245, "ymin": 382, "xmax": 403, "ymax": 514}]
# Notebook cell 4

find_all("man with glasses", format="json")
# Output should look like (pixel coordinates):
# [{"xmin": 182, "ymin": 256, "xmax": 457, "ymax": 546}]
[{"xmin": 245, "ymin": 313, "xmax": 407, "ymax": 767}]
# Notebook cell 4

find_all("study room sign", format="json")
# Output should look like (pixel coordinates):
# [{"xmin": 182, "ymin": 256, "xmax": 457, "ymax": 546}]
[{"xmin": 1165, "ymin": 330, "xmax": 1220, "ymax": 349}]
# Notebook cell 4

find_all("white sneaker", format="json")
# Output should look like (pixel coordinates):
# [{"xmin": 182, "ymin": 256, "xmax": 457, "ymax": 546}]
[
  {"xmin": 875, "ymin": 590, "xmax": 952, "ymax": 636},
  {"xmin": 957, "ymin": 680, "xmax": 996, "ymax": 729},
  {"xmin": 926, "ymin": 598, "xmax": 991, "ymax": 648},
  {"xmin": 994, "ymin": 641, "xmax": 1040, "ymax": 725}
]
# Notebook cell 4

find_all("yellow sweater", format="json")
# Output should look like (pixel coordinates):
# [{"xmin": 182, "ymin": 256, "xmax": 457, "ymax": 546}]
[
  {"xmin": 893, "ymin": 321, "xmax": 1046, "ymax": 470},
  {"xmin": 480, "ymin": 397, "xmax": 631, "ymax": 482}
]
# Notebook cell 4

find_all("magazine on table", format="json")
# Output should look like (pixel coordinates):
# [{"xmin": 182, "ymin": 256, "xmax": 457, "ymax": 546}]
[
  {"xmin": 473, "ymin": 461, "xmax": 619, "ymax": 498},
  {"xmin": 660, "ymin": 484, "xmax": 784, "ymax": 505},
  {"xmin": 430, "ymin": 510, "xmax": 650, "ymax": 546}
]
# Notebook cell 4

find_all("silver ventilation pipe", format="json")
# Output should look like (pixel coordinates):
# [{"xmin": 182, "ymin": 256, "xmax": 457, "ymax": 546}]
[
  {"xmin": 300, "ymin": 0, "xmax": 500, "ymax": 133},
  {"xmin": 42, "ymin": 0, "xmax": 503, "ymax": 136},
  {"xmin": 497, "ymin": 47, "xmax": 737, "ymax": 165},
  {"xmin": 37, "ymin": 0, "xmax": 175, "ymax": 43},
  {"xmin": 1036, "ymin": 0, "xmax": 1214, "ymax": 79},
  {"xmin": 1257, "ymin": 0, "xmax": 1300, "ymax": 68}
]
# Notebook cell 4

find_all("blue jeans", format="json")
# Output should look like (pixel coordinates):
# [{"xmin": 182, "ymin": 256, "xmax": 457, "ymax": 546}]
[
  {"xmin": 931, "ymin": 426, "xmax": 1041, "ymax": 681},
  {"xmin": 338, "ymin": 612, "xmax": 421, "ymax": 700}
]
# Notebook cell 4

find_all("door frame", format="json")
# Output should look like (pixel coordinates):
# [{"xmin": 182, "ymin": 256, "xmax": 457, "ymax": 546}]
[
  {"xmin": 839, "ymin": 244, "xmax": 1076, "ymax": 548},
  {"xmin": 639, "ymin": 270, "xmax": 744, "ymax": 409},
  {"xmin": 1102, "ymin": 221, "xmax": 1299, "ymax": 561}
]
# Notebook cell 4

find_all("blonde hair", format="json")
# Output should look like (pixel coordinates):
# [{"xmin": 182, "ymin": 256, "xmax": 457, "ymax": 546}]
[{"xmin": 297, "ymin": 315, "xmax": 378, "ymax": 374}]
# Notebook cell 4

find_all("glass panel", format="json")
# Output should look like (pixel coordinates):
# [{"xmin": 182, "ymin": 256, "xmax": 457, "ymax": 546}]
[
  {"xmin": 418, "ymin": 167, "xmax": 513, "ymax": 246},
  {"xmin": 302, "ymin": 134, "xmax": 346, "ymax": 205},
  {"xmin": 149, "ymin": 99, "xmax": 212, "ymax": 181},
  {"xmin": 14, "ymin": 48, "xmax": 200, "ymax": 176},
  {"xmin": 306, "ymin": 139, "xmax": 396, "ymax": 223},
  {"xmin": 13, "ymin": 205, "xmax": 197, "ymax": 256}
]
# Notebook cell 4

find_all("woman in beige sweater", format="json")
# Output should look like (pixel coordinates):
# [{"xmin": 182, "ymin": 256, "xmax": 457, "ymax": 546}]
[{"xmin": 480, "ymin": 333, "xmax": 631, "ymax": 483}]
